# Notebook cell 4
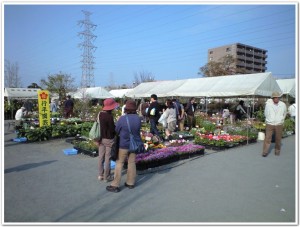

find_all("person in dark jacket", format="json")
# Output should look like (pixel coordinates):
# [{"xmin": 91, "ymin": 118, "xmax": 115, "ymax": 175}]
[
  {"xmin": 106, "ymin": 99, "xmax": 142, "ymax": 193},
  {"xmin": 98, "ymin": 98, "xmax": 119, "ymax": 183},
  {"xmin": 184, "ymin": 97, "xmax": 195, "ymax": 130},
  {"xmin": 64, "ymin": 95, "xmax": 74, "ymax": 118},
  {"xmin": 147, "ymin": 94, "xmax": 161, "ymax": 138}
]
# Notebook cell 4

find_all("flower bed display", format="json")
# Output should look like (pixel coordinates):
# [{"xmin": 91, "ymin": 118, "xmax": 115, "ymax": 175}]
[
  {"xmin": 194, "ymin": 133, "xmax": 249, "ymax": 151},
  {"xmin": 73, "ymin": 139, "xmax": 98, "ymax": 157},
  {"xmin": 135, "ymin": 144, "xmax": 205, "ymax": 170}
]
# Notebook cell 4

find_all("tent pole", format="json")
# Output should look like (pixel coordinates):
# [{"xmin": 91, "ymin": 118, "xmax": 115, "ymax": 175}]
[
  {"xmin": 252, "ymin": 96, "xmax": 255, "ymax": 118},
  {"xmin": 205, "ymin": 97, "xmax": 208, "ymax": 114}
]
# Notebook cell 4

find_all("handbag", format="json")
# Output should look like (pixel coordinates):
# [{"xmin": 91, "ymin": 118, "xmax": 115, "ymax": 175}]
[
  {"xmin": 111, "ymin": 135, "xmax": 120, "ymax": 161},
  {"xmin": 126, "ymin": 116, "xmax": 145, "ymax": 154},
  {"xmin": 89, "ymin": 112, "xmax": 101, "ymax": 140}
]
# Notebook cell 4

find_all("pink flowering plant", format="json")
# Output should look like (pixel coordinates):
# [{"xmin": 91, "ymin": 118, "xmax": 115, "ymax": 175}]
[{"xmin": 194, "ymin": 133, "xmax": 247, "ymax": 147}]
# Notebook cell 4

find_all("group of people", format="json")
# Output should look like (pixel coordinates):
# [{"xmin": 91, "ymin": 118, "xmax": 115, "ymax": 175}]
[
  {"xmin": 50, "ymin": 95, "xmax": 74, "ymax": 118},
  {"xmin": 96, "ymin": 94, "xmax": 198, "ymax": 193},
  {"xmin": 95, "ymin": 98, "xmax": 142, "ymax": 193},
  {"xmin": 13, "ymin": 90, "xmax": 295, "ymax": 193}
]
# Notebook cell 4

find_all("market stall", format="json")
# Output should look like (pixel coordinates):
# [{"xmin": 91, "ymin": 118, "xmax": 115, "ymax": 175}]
[
  {"xmin": 276, "ymin": 78, "xmax": 295, "ymax": 98},
  {"xmin": 109, "ymin": 88, "xmax": 133, "ymax": 98},
  {"xmin": 125, "ymin": 72, "xmax": 282, "ymax": 98},
  {"xmin": 4, "ymin": 87, "xmax": 41, "ymax": 99},
  {"xmin": 70, "ymin": 87, "xmax": 114, "ymax": 99}
]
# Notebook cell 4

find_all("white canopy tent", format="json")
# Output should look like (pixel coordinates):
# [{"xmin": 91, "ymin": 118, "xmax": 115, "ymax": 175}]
[
  {"xmin": 126, "ymin": 72, "xmax": 282, "ymax": 98},
  {"xmin": 276, "ymin": 78, "xmax": 295, "ymax": 98},
  {"xmin": 70, "ymin": 87, "xmax": 114, "ymax": 99},
  {"xmin": 109, "ymin": 89, "xmax": 133, "ymax": 98},
  {"xmin": 4, "ymin": 88, "xmax": 41, "ymax": 99}
]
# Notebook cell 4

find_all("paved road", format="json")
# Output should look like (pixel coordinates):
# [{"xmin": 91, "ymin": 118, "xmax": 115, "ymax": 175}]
[{"xmin": 3, "ymin": 120, "xmax": 296, "ymax": 223}]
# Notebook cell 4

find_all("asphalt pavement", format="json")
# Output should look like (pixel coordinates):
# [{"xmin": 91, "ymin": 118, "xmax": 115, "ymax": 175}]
[{"xmin": 3, "ymin": 120, "xmax": 297, "ymax": 224}]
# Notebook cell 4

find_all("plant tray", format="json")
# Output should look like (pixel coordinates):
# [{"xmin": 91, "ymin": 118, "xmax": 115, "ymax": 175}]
[
  {"xmin": 12, "ymin": 137, "xmax": 27, "ymax": 142},
  {"xmin": 63, "ymin": 148, "xmax": 78, "ymax": 155}
]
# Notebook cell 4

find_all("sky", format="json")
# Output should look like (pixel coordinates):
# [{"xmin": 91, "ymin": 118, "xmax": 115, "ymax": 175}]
[{"xmin": 3, "ymin": 2, "xmax": 297, "ymax": 88}]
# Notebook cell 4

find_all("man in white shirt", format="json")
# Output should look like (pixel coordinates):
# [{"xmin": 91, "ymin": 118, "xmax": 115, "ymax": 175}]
[
  {"xmin": 15, "ymin": 107, "xmax": 26, "ymax": 126},
  {"xmin": 288, "ymin": 100, "xmax": 296, "ymax": 121},
  {"xmin": 262, "ymin": 92, "xmax": 287, "ymax": 157}
]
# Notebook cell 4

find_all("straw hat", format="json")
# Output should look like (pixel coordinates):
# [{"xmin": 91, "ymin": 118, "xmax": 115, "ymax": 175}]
[{"xmin": 271, "ymin": 91, "xmax": 282, "ymax": 98}]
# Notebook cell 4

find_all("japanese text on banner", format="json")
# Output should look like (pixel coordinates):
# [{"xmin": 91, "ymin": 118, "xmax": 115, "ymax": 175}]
[{"xmin": 38, "ymin": 90, "xmax": 50, "ymax": 127}]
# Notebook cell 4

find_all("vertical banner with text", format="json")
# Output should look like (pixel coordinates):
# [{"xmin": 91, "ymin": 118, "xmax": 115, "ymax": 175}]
[{"xmin": 38, "ymin": 90, "xmax": 50, "ymax": 127}]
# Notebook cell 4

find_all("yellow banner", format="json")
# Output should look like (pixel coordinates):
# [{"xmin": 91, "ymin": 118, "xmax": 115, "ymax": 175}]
[{"xmin": 38, "ymin": 90, "xmax": 51, "ymax": 127}]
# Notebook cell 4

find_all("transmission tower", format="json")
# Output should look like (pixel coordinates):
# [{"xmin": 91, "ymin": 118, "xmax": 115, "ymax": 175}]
[{"xmin": 78, "ymin": 10, "xmax": 97, "ymax": 88}]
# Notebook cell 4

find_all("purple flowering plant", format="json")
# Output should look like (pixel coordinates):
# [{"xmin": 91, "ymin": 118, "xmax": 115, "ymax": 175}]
[{"xmin": 136, "ymin": 144, "xmax": 205, "ymax": 164}]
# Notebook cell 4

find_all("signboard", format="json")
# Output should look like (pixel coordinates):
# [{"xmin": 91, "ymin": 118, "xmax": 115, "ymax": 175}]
[{"xmin": 38, "ymin": 90, "xmax": 50, "ymax": 127}]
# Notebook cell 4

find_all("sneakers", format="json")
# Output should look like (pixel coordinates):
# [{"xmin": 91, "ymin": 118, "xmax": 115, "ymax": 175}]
[
  {"xmin": 124, "ymin": 182, "xmax": 135, "ymax": 189},
  {"xmin": 98, "ymin": 176, "xmax": 104, "ymax": 181},
  {"xmin": 106, "ymin": 185, "xmax": 120, "ymax": 193}
]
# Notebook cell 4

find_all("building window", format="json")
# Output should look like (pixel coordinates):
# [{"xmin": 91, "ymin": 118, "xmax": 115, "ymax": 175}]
[{"xmin": 210, "ymin": 51, "xmax": 213, "ymax": 54}]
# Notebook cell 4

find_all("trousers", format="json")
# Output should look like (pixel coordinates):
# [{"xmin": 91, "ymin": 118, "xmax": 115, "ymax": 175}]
[
  {"xmin": 98, "ymin": 138, "xmax": 114, "ymax": 180},
  {"xmin": 111, "ymin": 148, "xmax": 137, "ymax": 187},
  {"xmin": 262, "ymin": 124, "xmax": 283, "ymax": 155}
]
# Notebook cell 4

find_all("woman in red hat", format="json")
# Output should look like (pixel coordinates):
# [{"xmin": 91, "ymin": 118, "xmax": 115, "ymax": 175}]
[{"xmin": 97, "ymin": 98, "xmax": 119, "ymax": 182}]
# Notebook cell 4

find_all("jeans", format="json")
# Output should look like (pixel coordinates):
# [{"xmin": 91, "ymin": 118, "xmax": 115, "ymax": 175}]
[
  {"xmin": 98, "ymin": 138, "xmax": 114, "ymax": 180},
  {"xmin": 263, "ymin": 124, "xmax": 283, "ymax": 155},
  {"xmin": 150, "ymin": 118, "xmax": 160, "ymax": 137},
  {"xmin": 111, "ymin": 148, "xmax": 136, "ymax": 187}
]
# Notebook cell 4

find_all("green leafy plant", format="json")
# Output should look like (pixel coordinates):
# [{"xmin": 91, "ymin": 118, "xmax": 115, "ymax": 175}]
[
  {"xmin": 284, "ymin": 118, "xmax": 295, "ymax": 132},
  {"xmin": 254, "ymin": 108, "xmax": 265, "ymax": 122}
]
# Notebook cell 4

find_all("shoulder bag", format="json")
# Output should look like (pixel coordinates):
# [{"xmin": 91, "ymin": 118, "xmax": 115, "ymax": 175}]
[
  {"xmin": 89, "ymin": 112, "xmax": 101, "ymax": 140},
  {"xmin": 126, "ymin": 115, "xmax": 145, "ymax": 154}
]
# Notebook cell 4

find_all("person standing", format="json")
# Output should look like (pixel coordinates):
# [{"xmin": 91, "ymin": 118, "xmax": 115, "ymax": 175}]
[
  {"xmin": 185, "ymin": 97, "xmax": 195, "ymax": 130},
  {"xmin": 106, "ymin": 100, "xmax": 141, "ymax": 193},
  {"xmin": 222, "ymin": 105, "xmax": 230, "ymax": 124},
  {"xmin": 262, "ymin": 92, "xmax": 287, "ymax": 157},
  {"xmin": 163, "ymin": 99, "xmax": 177, "ymax": 140},
  {"xmin": 64, "ymin": 95, "xmax": 74, "ymax": 118},
  {"xmin": 235, "ymin": 100, "xmax": 247, "ymax": 121},
  {"xmin": 147, "ymin": 94, "xmax": 161, "ymax": 139},
  {"xmin": 50, "ymin": 99, "xmax": 57, "ymax": 113},
  {"xmin": 172, "ymin": 99, "xmax": 183, "ymax": 131},
  {"xmin": 288, "ymin": 100, "xmax": 296, "ymax": 121},
  {"xmin": 98, "ymin": 98, "xmax": 119, "ymax": 182},
  {"xmin": 139, "ymin": 99, "xmax": 150, "ymax": 123}
]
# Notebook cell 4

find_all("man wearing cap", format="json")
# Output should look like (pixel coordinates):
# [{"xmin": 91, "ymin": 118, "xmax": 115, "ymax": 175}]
[{"xmin": 262, "ymin": 91, "xmax": 287, "ymax": 157}]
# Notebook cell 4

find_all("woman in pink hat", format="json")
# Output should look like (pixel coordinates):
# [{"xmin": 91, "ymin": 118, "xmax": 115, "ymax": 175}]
[{"xmin": 97, "ymin": 98, "xmax": 119, "ymax": 182}]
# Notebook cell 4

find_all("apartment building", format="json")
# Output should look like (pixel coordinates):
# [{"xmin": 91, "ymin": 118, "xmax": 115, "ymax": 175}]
[{"xmin": 208, "ymin": 43, "xmax": 268, "ymax": 74}]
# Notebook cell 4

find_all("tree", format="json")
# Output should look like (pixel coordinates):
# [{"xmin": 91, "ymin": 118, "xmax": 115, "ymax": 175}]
[
  {"xmin": 4, "ymin": 60, "xmax": 22, "ymax": 87},
  {"xmin": 40, "ymin": 72, "xmax": 76, "ymax": 101},
  {"xmin": 133, "ymin": 70, "xmax": 155, "ymax": 86},
  {"xmin": 199, "ymin": 55, "xmax": 247, "ymax": 77},
  {"xmin": 27, "ymin": 83, "xmax": 42, "ymax": 89}
]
